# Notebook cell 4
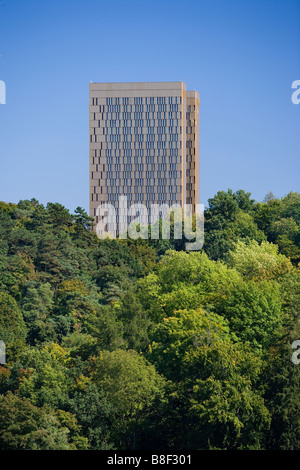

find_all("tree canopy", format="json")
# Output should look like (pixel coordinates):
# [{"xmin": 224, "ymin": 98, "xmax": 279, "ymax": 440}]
[{"xmin": 0, "ymin": 191, "xmax": 299, "ymax": 450}]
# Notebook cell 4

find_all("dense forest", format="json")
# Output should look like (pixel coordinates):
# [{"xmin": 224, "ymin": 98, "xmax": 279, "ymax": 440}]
[{"xmin": 0, "ymin": 189, "xmax": 299, "ymax": 450}]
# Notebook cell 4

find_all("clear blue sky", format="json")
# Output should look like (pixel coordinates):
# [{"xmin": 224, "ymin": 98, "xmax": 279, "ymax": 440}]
[{"xmin": 0, "ymin": 0, "xmax": 299, "ymax": 212}]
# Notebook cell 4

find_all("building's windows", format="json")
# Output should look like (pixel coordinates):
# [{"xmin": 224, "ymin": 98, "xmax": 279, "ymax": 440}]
[
  {"xmin": 134, "ymin": 113, "xmax": 143, "ymax": 121},
  {"xmin": 146, "ymin": 104, "xmax": 155, "ymax": 112},
  {"xmin": 145, "ymin": 97, "xmax": 155, "ymax": 105},
  {"xmin": 135, "ymin": 133, "xmax": 144, "ymax": 142},
  {"xmin": 146, "ymin": 141, "xmax": 154, "ymax": 149},
  {"xmin": 157, "ymin": 97, "xmax": 166, "ymax": 105},
  {"xmin": 123, "ymin": 127, "xmax": 131, "ymax": 135},
  {"xmin": 134, "ymin": 104, "xmax": 143, "ymax": 112},
  {"xmin": 157, "ymin": 104, "xmax": 167, "ymax": 112}
]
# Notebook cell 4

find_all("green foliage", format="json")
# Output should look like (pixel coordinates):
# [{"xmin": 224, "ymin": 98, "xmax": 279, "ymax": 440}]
[
  {"xmin": 138, "ymin": 250, "xmax": 241, "ymax": 319},
  {"xmin": 67, "ymin": 383, "xmax": 114, "ymax": 449},
  {"xmin": 280, "ymin": 192, "xmax": 300, "ymax": 224},
  {"xmin": 148, "ymin": 308, "xmax": 231, "ymax": 381},
  {"xmin": 21, "ymin": 281, "xmax": 55, "ymax": 345},
  {"xmin": 93, "ymin": 349, "xmax": 165, "ymax": 418},
  {"xmin": 227, "ymin": 240, "xmax": 292, "ymax": 280},
  {"xmin": 0, "ymin": 192, "xmax": 299, "ymax": 449},
  {"xmin": 13, "ymin": 343, "xmax": 71, "ymax": 408},
  {"xmin": 93, "ymin": 349, "xmax": 165, "ymax": 448},
  {"xmin": 264, "ymin": 308, "xmax": 300, "ymax": 450},
  {"xmin": 0, "ymin": 291, "xmax": 27, "ymax": 360},
  {"xmin": 147, "ymin": 307, "xmax": 270, "ymax": 449},
  {"xmin": 254, "ymin": 192, "xmax": 300, "ymax": 264},
  {"xmin": 214, "ymin": 279, "xmax": 283, "ymax": 350},
  {"xmin": 113, "ymin": 285, "xmax": 151, "ymax": 351},
  {"xmin": 203, "ymin": 189, "xmax": 265, "ymax": 260},
  {"xmin": 189, "ymin": 371, "xmax": 270, "ymax": 449},
  {"xmin": 0, "ymin": 392, "xmax": 88, "ymax": 450}
]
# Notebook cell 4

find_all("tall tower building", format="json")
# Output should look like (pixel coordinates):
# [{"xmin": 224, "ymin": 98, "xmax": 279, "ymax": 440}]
[{"xmin": 89, "ymin": 81, "xmax": 199, "ymax": 234}]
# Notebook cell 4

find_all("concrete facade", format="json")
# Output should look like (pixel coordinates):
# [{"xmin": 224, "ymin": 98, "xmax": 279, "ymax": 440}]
[{"xmin": 89, "ymin": 81, "xmax": 200, "ymax": 233}]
